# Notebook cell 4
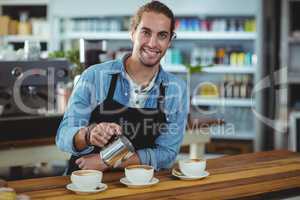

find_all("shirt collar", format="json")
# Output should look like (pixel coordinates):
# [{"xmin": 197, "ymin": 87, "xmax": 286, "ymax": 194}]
[
  {"xmin": 111, "ymin": 53, "xmax": 168, "ymax": 87},
  {"xmin": 125, "ymin": 69, "xmax": 158, "ymax": 93}
]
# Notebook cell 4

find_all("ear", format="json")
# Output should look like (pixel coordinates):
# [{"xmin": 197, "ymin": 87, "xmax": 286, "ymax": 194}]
[
  {"xmin": 130, "ymin": 29, "xmax": 135, "ymax": 43},
  {"xmin": 167, "ymin": 40, "xmax": 171, "ymax": 48}
]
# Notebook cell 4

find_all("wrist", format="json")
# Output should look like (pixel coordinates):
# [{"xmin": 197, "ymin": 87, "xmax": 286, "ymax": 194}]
[
  {"xmin": 84, "ymin": 123, "xmax": 97, "ymax": 146},
  {"xmin": 74, "ymin": 128, "xmax": 88, "ymax": 151}
]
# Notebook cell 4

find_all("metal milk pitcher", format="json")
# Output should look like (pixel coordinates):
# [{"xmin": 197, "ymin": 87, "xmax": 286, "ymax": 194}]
[{"xmin": 100, "ymin": 135, "xmax": 135, "ymax": 168}]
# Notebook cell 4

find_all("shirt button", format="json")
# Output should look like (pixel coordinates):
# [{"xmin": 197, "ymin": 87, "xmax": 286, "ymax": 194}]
[
  {"xmin": 125, "ymin": 92, "xmax": 128, "ymax": 96},
  {"xmin": 135, "ymin": 100, "xmax": 139, "ymax": 104},
  {"xmin": 134, "ymin": 89, "xmax": 139, "ymax": 93}
]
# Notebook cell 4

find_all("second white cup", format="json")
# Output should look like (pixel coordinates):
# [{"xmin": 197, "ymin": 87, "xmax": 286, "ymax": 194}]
[
  {"xmin": 125, "ymin": 165, "xmax": 154, "ymax": 184},
  {"xmin": 179, "ymin": 159, "xmax": 206, "ymax": 177},
  {"xmin": 71, "ymin": 170, "xmax": 103, "ymax": 190}
]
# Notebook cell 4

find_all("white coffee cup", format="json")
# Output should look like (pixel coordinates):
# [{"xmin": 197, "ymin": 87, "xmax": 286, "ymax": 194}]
[
  {"xmin": 71, "ymin": 170, "xmax": 103, "ymax": 190},
  {"xmin": 178, "ymin": 159, "xmax": 206, "ymax": 177},
  {"xmin": 125, "ymin": 165, "xmax": 154, "ymax": 184}
]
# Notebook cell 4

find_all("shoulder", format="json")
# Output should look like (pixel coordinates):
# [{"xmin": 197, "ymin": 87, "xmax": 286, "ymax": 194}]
[
  {"xmin": 80, "ymin": 59, "xmax": 121, "ymax": 81},
  {"xmin": 161, "ymin": 70, "xmax": 187, "ymax": 95}
]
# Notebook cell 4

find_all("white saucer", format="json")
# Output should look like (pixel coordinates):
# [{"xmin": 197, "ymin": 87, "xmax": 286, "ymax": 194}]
[
  {"xmin": 66, "ymin": 183, "xmax": 107, "ymax": 195},
  {"xmin": 172, "ymin": 168, "xmax": 210, "ymax": 180},
  {"xmin": 120, "ymin": 177, "xmax": 159, "ymax": 188}
]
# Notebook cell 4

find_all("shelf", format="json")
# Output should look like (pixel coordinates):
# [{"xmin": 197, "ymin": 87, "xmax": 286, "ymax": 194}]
[
  {"xmin": 162, "ymin": 64, "xmax": 256, "ymax": 74},
  {"xmin": 162, "ymin": 65, "xmax": 187, "ymax": 73},
  {"xmin": 288, "ymin": 72, "xmax": 300, "ymax": 83},
  {"xmin": 1, "ymin": 35, "xmax": 50, "ymax": 43},
  {"xmin": 61, "ymin": 31, "xmax": 256, "ymax": 40},
  {"xmin": 61, "ymin": 32, "xmax": 130, "ymax": 40},
  {"xmin": 176, "ymin": 31, "xmax": 256, "ymax": 40},
  {"xmin": 0, "ymin": 0, "xmax": 48, "ymax": 5},
  {"xmin": 192, "ymin": 96, "xmax": 254, "ymax": 107},
  {"xmin": 202, "ymin": 65, "xmax": 256, "ymax": 74}
]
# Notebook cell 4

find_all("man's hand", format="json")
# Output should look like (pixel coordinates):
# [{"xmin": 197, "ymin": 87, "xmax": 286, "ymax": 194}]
[
  {"xmin": 89, "ymin": 122, "xmax": 122, "ymax": 147},
  {"xmin": 75, "ymin": 154, "xmax": 109, "ymax": 171}
]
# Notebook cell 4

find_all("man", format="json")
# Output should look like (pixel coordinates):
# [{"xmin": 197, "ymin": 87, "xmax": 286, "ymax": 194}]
[{"xmin": 56, "ymin": 1, "xmax": 188, "ymax": 173}]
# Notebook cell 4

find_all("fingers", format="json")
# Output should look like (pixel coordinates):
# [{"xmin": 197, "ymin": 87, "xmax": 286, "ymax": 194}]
[
  {"xmin": 93, "ymin": 133, "xmax": 108, "ymax": 147},
  {"xmin": 75, "ymin": 158, "xmax": 90, "ymax": 170},
  {"xmin": 75, "ymin": 158, "xmax": 84, "ymax": 169},
  {"xmin": 89, "ymin": 122, "xmax": 122, "ymax": 147},
  {"xmin": 89, "ymin": 124, "xmax": 109, "ymax": 147},
  {"xmin": 108, "ymin": 123, "xmax": 122, "ymax": 136},
  {"xmin": 75, "ymin": 154, "xmax": 104, "ymax": 171}
]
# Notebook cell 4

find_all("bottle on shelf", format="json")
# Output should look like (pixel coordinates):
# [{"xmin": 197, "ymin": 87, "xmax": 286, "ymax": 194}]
[
  {"xmin": 233, "ymin": 76, "xmax": 242, "ymax": 98},
  {"xmin": 68, "ymin": 17, "xmax": 123, "ymax": 33},
  {"xmin": 175, "ymin": 17, "xmax": 255, "ymax": 33},
  {"xmin": 161, "ymin": 48, "xmax": 183, "ymax": 66},
  {"xmin": 219, "ymin": 77, "xmax": 226, "ymax": 98},
  {"xmin": 215, "ymin": 47, "xmax": 225, "ymax": 64},
  {"xmin": 230, "ymin": 51, "xmax": 238, "ymax": 66},
  {"xmin": 246, "ymin": 76, "xmax": 253, "ymax": 98},
  {"xmin": 225, "ymin": 75, "xmax": 234, "ymax": 98},
  {"xmin": 0, "ymin": 16, "xmax": 10, "ymax": 36},
  {"xmin": 221, "ymin": 75, "xmax": 253, "ymax": 99},
  {"xmin": 190, "ymin": 46, "xmax": 254, "ymax": 67},
  {"xmin": 240, "ymin": 75, "xmax": 248, "ymax": 98},
  {"xmin": 18, "ymin": 12, "xmax": 31, "ymax": 35},
  {"xmin": 237, "ymin": 52, "xmax": 245, "ymax": 66}
]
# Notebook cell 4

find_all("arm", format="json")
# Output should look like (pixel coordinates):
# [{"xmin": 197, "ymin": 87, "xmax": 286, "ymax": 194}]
[{"xmin": 56, "ymin": 71, "xmax": 96, "ymax": 156}]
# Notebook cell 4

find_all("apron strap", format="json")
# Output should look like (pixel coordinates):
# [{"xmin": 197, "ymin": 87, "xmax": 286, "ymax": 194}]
[
  {"xmin": 157, "ymin": 83, "xmax": 165, "ymax": 110},
  {"xmin": 107, "ymin": 74, "xmax": 118, "ymax": 100}
]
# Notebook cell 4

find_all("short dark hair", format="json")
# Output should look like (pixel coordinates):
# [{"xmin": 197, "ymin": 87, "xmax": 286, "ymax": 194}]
[{"xmin": 131, "ymin": 1, "xmax": 175, "ymax": 39}]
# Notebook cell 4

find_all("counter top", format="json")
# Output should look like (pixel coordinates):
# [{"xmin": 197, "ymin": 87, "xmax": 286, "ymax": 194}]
[{"xmin": 6, "ymin": 150, "xmax": 300, "ymax": 200}]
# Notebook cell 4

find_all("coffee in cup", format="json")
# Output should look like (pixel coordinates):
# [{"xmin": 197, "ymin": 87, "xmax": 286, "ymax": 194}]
[
  {"xmin": 125, "ymin": 165, "xmax": 154, "ymax": 184},
  {"xmin": 178, "ymin": 159, "xmax": 206, "ymax": 177},
  {"xmin": 71, "ymin": 170, "xmax": 102, "ymax": 190}
]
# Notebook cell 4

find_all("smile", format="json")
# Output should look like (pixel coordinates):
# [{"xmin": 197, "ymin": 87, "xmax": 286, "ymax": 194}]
[{"xmin": 142, "ymin": 47, "xmax": 160, "ymax": 57}]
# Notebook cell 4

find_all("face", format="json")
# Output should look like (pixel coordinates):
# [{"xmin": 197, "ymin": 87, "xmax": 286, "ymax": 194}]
[{"xmin": 131, "ymin": 11, "xmax": 172, "ymax": 68}]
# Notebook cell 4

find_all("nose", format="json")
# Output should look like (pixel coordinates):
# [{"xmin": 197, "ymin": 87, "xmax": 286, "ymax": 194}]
[{"xmin": 147, "ymin": 35, "xmax": 158, "ymax": 48}]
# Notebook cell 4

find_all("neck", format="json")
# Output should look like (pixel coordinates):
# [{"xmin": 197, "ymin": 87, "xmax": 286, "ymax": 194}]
[{"xmin": 125, "ymin": 56, "xmax": 159, "ymax": 86}]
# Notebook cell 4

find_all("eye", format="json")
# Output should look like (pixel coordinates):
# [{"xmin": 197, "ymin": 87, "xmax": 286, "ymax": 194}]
[
  {"xmin": 158, "ymin": 32, "xmax": 169, "ymax": 40},
  {"xmin": 141, "ymin": 30, "xmax": 151, "ymax": 37}
]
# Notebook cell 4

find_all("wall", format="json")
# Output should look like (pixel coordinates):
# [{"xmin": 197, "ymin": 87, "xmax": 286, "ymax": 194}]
[{"xmin": 50, "ymin": 0, "xmax": 259, "ymax": 17}]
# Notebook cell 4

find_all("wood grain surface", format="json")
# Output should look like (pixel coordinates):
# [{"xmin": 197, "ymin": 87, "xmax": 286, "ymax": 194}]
[
  {"xmin": 0, "ymin": 137, "xmax": 55, "ymax": 149},
  {"xmin": 6, "ymin": 150, "xmax": 300, "ymax": 200}
]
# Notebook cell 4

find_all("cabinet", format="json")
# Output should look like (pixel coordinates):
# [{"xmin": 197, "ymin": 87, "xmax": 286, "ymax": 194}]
[
  {"xmin": 278, "ymin": 0, "xmax": 300, "ymax": 150},
  {"xmin": 0, "ymin": 0, "xmax": 50, "ymax": 51}
]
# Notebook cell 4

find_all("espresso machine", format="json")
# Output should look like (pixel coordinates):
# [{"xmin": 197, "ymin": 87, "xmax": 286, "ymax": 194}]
[{"xmin": 0, "ymin": 60, "xmax": 70, "ymax": 141}]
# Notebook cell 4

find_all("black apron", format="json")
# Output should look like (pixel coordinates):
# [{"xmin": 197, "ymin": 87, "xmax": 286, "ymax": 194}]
[{"xmin": 66, "ymin": 73, "xmax": 167, "ymax": 174}]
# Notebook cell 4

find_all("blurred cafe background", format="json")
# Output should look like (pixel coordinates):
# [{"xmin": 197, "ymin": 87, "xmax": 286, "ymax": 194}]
[{"xmin": 0, "ymin": 0, "xmax": 299, "ymax": 180}]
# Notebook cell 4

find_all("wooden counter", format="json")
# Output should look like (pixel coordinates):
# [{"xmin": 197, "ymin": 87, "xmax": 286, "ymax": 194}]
[{"xmin": 6, "ymin": 150, "xmax": 300, "ymax": 200}]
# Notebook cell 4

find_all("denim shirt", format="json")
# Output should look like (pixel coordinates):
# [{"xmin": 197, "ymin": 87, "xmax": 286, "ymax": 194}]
[{"xmin": 56, "ymin": 54, "xmax": 189, "ymax": 170}]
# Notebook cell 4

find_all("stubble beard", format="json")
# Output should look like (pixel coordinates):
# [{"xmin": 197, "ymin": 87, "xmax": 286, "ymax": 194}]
[{"xmin": 139, "ymin": 49, "xmax": 166, "ymax": 68}]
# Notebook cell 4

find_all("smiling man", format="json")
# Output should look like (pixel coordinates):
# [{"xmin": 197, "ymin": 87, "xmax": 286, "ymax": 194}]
[{"xmin": 56, "ymin": 1, "xmax": 189, "ymax": 174}]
